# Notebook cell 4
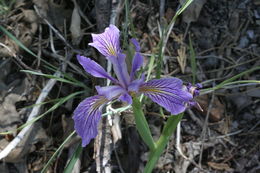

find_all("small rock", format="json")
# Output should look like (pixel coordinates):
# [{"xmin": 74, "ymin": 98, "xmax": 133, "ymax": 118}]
[
  {"xmin": 242, "ymin": 112, "xmax": 255, "ymax": 121},
  {"xmin": 254, "ymin": 10, "xmax": 260, "ymax": 19},
  {"xmin": 238, "ymin": 36, "xmax": 249, "ymax": 48},
  {"xmin": 253, "ymin": 0, "xmax": 260, "ymax": 5},
  {"xmin": 232, "ymin": 121, "xmax": 239, "ymax": 129},
  {"xmin": 255, "ymin": 106, "xmax": 260, "ymax": 115},
  {"xmin": 256, "ymin": 20, "xmax": 260, "ymax": 26},
  {"xmin": 247, "ymin": 30, "xmax": 254, "ymax": 39}
]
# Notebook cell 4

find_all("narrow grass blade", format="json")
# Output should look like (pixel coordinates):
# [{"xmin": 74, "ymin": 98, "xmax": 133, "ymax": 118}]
[
  {"xmin": 146, "ymin": 55, "xmax": 155, "ymax": 81},
  {"xmin": 64, "ymin": 144, "xmax": 83, "ymax": 173},
  {"xmin": 156, "ymin": 0, "xmax": 194, "ymax": 79},
  {"xmin": 175, "ymin": 0, "xmax": 194, "ymax": 16},
  {"xmin": 202, "ymin": 66, "xmax": 260, "ymax": 93},
  {"xmin": 41, "ymin": 131, "xmax": 76, "ymax": 173},
  {"xmin": 132, "ymin": 97, "xmax": 156, "ymax": 151},
  {"xmin": 144, "ymin": 113, "xmax": 183, "ymax": 173},
  {"xmin": 21, "ymin": 70, "xmax": 86, "ymax": 88},
  {"xmin": 189, "ymin": 35, "xmax": 197, "ymax": 84},
  {"xmin": 222, "ymin": 80, "xmax": 260, "ymax": 86}
]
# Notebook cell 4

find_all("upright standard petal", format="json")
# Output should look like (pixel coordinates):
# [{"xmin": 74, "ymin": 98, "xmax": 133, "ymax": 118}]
[
  {"xmin": 109, "ymin": 53, "xmax": 130, "ymax": 88},
  {"xmin": 130, "ymin": 39, "xmax": 143, "ymax": 80},
  {"xmin": 73, "ymin": 95, "xmax": 108, "ymax": 146},
  {"xmin": 128, "ymin": 74, "xmax": 145, "ymax": 92},
  {"xmin": 89, "ymin": 24, "xmax": 120, "ymax": 57},
  {"xmin": 131, "ymin": 38, "xmax": 140, "ymax": 52},
  {"xmin": 139, "ymin": 78, "xmax": 193, "ymax": 115},
  {"xmin": 130, "ymin": 52, "xmax": 143, "ymax": 80},
  {"xmin": 77, "ymin": 55, "xmax": 117, "ymax": 82}
]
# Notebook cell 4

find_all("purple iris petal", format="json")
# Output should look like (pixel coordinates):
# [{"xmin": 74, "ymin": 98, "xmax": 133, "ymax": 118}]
[
  {"xmin": 139, "ymin": 78, "xmax": 193, "ymax": 115},
  {"xmin": 89, "ymin": 24, "xmax": 120, "ymax": 57},
  {"xmin": 130, "ymin": 52, "xmax": 143, "ymax": 80},
  {"xmin": 130, "ymin": 39, "xmax": 143, "ymax": 80},
  {"xmin": 77, "ymin": 55, "xmax": 117, "ymax": 82},
  {"xmin": 109, "ymin": 53, "xmax": 130, "ymax": 87},
  {"xmin": 119, "ymin": 92, "xmax": 132, "ymax": 104},
  {"xmin": 131, "ymin": 38, "xmax": 141, "ymax": 52},
  {"xmin": 96, "ymin": 85, "xmax": 125, "ymax": 100},
  {"xmin": 185, "ymin": 83, "xmax": 202, "ymax": 97},
  {"xmin": 128, "ymin": 74, "xmax": 145, "ymax": 92},
  {"xmin": 73, "ymin": 95, "xmax": 108, "ymax": 147}
]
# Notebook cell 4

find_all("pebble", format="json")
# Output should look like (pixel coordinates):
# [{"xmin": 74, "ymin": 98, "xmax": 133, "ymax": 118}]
[
  {"xmin": 246, "ymin": 30, "xmax": 254, "ymax": 39},
  {"xmin": 238, "ymin": 36, "xmax": 249, "ymax": 48}
]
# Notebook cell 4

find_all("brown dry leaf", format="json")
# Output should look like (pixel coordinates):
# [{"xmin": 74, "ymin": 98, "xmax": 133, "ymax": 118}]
[
  {"xmin": 196, "ymin": 95, "xmax": 225, "ymax": 122},
  {"xmin": 33, "ymin": 0, "xmax": 71, "ymax": 30},
  {"xmin": 0, "ymin": 94, "xmax": 49, "ymax": 162},
  {"xmin": 32, "ymin": 0, "xmax": 48, "ymax": 18},
  {"xmin": 0, "ymin": 94, "xmax": 24, "ymax": 132},
  {"xmin": 207, "ymin": 162, "xmax": 233, "ymax": 171},
  {"xmin": 0, "ymin": 123, "xmax": 49, "ymax": 163},
  {"xmin": 111, "ymin": 114, "xmax": 122, "ymax": 143},
  {"xmin": 0, "ymin": 9, "xmax": 38, "ymax": 57},
  {"xmin": 165, "ymin": 8, "xmax": 174, "ymax": 22},
  {"xmin": 176, "ymin": 45, "xmax": 187, "ymax": 74},
  {"xmin": 70, "ymin": 2, "xmax": 82, "ymax": 46},
  {"xmin": 172, "ymin": 33, "xmax": 187, "ymax": 74},
  {"xmin": 180, "ymin": 0, "xmax": 206, "ymax": 24},
  {"xmin": 0, "ymin": 36, "xmax": 18, "ymax": 57}
]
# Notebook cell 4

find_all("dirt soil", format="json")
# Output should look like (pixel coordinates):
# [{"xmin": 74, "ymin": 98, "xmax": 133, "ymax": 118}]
[{"xmin": 0, "ymin": 0, "xmax": 259, "ymax": 173}]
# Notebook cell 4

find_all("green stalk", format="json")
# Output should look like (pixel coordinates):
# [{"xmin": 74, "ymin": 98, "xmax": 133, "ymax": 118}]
[
  {"xmin": 143, "ymin": 113, "xmax": 183, "ymax": 173},
  {"xmin": 132, "ymin": 97, "xmax": 156, "ymax": 151}
]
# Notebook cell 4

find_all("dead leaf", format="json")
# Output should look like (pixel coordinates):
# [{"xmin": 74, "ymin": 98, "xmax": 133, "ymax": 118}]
[
  {"xmin": 0, "ymin": 93, "xmax": 50, "ymax": 162},
  {"xmin": 70, "ymin": 2, "xmax": 82, "ymax": 46},
  {"xmin": 172, "ymin": 33, "xmax": 187, "ymax": 74},
  {"xmin": 207, "ymin": 162, "xmax": 233, "ymax": 171},
  {"xmin": 33, "ymin": 0, "xmax": 71, "ymax": 30},
  {"xmin": 196, "ymin": 95, "xmax": 225, "ymax": 122},
  {"xmin": 111, "ymin": 114, "xmax": 122, "ymax": 143},
  {"xmin": 0, "ymin": 94, "xmax": 24, "ymax": 133},
  {"xmin": 0, "ymin": 9, "xmax": 38, "ymax": 57},
  {"xmin": 180, "ymin": 0, "xmax": 206, "ymax": 24}
]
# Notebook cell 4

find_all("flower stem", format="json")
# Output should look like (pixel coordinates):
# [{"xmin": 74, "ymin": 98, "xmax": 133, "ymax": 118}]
[
  {"xmin": 132, "ymin": 97, "xmax": 156, "ymax": 151},
  {"xmin": 143, "ymin": 113, "xmax": 184, "ymax": 173}
]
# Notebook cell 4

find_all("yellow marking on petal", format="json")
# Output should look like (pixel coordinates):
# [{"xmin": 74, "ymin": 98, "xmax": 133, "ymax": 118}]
[
  {"xmin": 139, "ymin": 87, "xmax": 167, "ymax": 94},
  {"xmin": 89, "ymin": 96, "xmax": 109, "ymax": 115},
  {"xmin": 98, "ymin": 35, "xmax": 117, "ymax": 56},
  {"xmin": 139, "ymin": 86, "xmax": 182, "ymax": 98},
  {"xmin": 107, "ymin": 45, "xmax": 116, "ymax": 56}
]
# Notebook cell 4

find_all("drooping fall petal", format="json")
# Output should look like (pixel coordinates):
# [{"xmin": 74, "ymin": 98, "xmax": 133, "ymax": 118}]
[
  {"xmin": 73, "ymin": 95, "xmax": 108, "ymax": 146},
  {"xmin": 139, "ymin": 78, "xmax": 193, "ymax": 115}
]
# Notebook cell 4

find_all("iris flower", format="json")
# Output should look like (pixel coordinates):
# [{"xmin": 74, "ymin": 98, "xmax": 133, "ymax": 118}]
[{"xmin": 73, "ymin": 25, "xmax": 201, "ymax": 147}]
